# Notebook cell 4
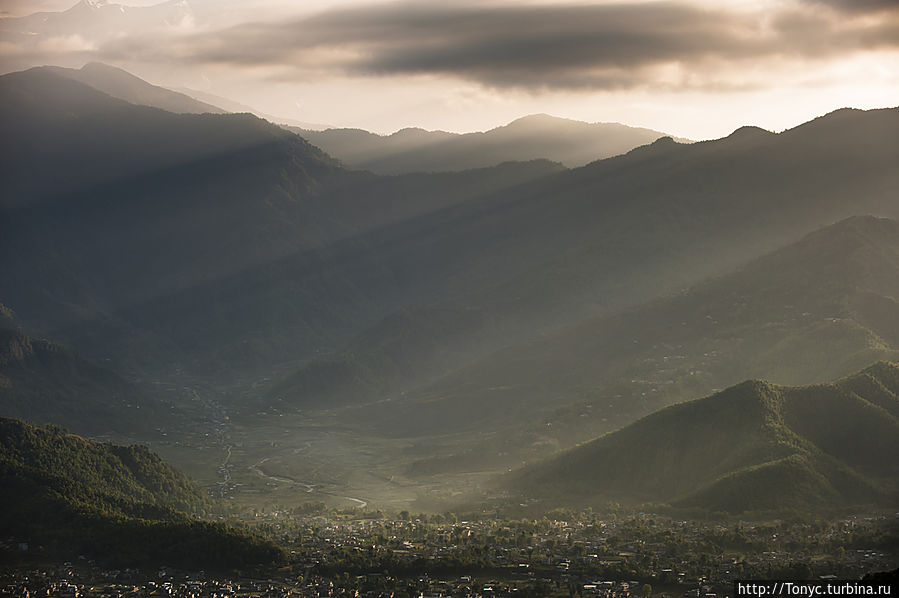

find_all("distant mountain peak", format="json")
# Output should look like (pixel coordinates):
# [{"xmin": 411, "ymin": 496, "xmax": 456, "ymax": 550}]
[
  {"xmin": 80, "ymin": 61, "xmax": 127, "ymax": 73},
  {"xmin": 509, "ymin": 113, "xmax": 568, "ymax": 124},
  {"xmin": 800, "ymin": 214, "xmax": 899, "ymax": 245},
  {"xmin": 15, "ymin": 63, "xmax": 225, "ymax": 115},
  {"xmin": 508, "ymin": 362, "xmax": 899, "ymax": 513},
  {"xmin": 390, "ymin": 126, "xmax": 448, "ymax": 139},
  {"xmin": 299, "ymin": 111, "xmax": 687, "ymax": 173},
  {"xmin": 615, "ymin": 134, "xmax": 681, "ymax": 160},
  {"xmin": 727, "ymin": 125, "xmax": 775, "ymax": 140},
  {"xmin": 829, "ymin": 213, "xmax": 898, "ymax": 231},
  {"xmin": 501, "ymin": 113, "xmax": 586, "ymax": 131}
]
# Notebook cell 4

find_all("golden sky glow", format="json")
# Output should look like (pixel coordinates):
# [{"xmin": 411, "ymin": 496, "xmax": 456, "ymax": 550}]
[{"xmin": 1, "ymin": 0, "xmax": 897, "ymax": 139}]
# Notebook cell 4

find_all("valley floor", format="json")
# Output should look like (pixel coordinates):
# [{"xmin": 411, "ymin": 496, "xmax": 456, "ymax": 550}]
[
  {"xmin": 3, "ymin": 511, "xmax": 897, "ymax": 598},
  {"xmin": 144, "ymin": 382, "xmax": 511, "ymax": 513}
]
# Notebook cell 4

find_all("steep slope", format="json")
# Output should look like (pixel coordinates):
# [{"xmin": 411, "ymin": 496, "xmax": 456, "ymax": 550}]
[
  {"xmin": 43, "ymin": 62, "xmax": 226, "ymax": 114},
  {"xmin": 507, "ymin": 362, "xmax": 899, "ymax": 513},
  {"xmin": 3, "ymin": 64, "xmax": 898, "ymax": 404},
  {"xmin": 0, "ymin": 323, "xmax": 170, "ymax": 437},
  {"xmin": 0, "ymin": 67, "xmax": 346, "ymax": 375},
  {"xmin": 292, "ymin": 215, "xmax": 899, "ymax": 455},
  {"xmin": 0, "ymin": 66, "xmax": 569, "ymax": 382},
  {"xmin": 295, "ymin": 114, "xmax": 686, "ymax": 174},
  {"xmin": 172, "ymin": 86, "xmax": 331, "ymax": 128},
  {"xmin": 0, "ymin": 66, "xmax": 338, "ymax": 208},
  {"xmin": 0, "ymin": 417, "xmax": 284, "ymax": 568},
  {"xmin": 267, "ymin": 105, "xmax": 898, "ymax": 448},
  {"xmin": 318, "ymin": 108, "xmax": 899, "ymax": 391}
]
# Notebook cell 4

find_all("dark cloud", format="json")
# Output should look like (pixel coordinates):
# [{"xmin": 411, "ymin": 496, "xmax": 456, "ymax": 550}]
[
  {"xmin": 7, "ymin": 0, "xmax": 899, "ymax": 92},
  {"xmin": 159, "ymin": 2, "xmax": 767, "ymax": 90},
  {"xmin": 769, "ymin": 5, "xmax": 899, "ymax": 57},
  {"xmin": 801, "ymin": 0, "xmax": 899, "ymax": 15},
  {"xmin": 158, "ymin": 0, "xmax": 899, "ymax": 91}
]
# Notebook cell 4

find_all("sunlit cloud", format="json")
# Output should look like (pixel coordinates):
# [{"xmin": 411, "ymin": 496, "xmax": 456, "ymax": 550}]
[
  {"xmin": 55, "ymin": 0, "xmax": 894, "ymax": 94},
  {"xmin": 1, "ymin": 0, "xmax": 897, "ymax": 138},
  {"xmin": 800, "ymin": 0, "xmax": 899, "ymax": 15},
  {"xmin": 35, "ymin": 34, "xmax": 97, "ymax": 53}
]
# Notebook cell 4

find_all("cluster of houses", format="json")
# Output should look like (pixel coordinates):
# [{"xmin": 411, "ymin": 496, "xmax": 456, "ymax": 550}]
[{"xmin": 2, "ymin": 514, "xmax": 896, "ymax": 598}]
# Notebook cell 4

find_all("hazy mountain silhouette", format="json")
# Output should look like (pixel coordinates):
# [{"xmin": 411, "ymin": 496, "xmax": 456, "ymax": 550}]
[
  {"xmin": 3, "ymin": 63, "xmax": 899, "ymax": 518},
  {"xmin": 0, "ymin": 327, "xmax": 171, "ymax": 437},
  {"xmin": 2, "ymin": 64, "xmax": 897, "ymax": 399},
  {"xmin": 0, "ymin": 66, "xmax": 566, "ymax": 380},
  {"xmin": 0, "ymin": 67, "xmax": 353, "ymax": 376},
  {"xmin": 365, "ymin": 215, "xmax": 899, "ymax": 449},
  {"xmin": 294, "ymin": 114, "xmax": 689, "ymax": 174},
  {"xmin": 266, "ymin": 306, "xmax": 496, "ymax": 409},
  {"xmin": 39, "ymin": 62, "xmax": 225, "ymax": 114},
  {"xmin": 320, "ymin": 106, "xmax": 899, "ymax": 361},
  {"xmin": 507, "ymin": 362, "xmax": 899, "ymax": 514},
  {"xmin": 0, "ymin": 66, "xmax": 339, "ymax": 207},
  {"xmin": 271, "ymin": 113, "xmax": 899, "ymax": 435},
  {"xmin": 0, "ymin": 303, "xmax": 171, "ymax": 437},
  {"xmin": 174, "ymin": 86, "xmax": 331, "ymax": 129}
]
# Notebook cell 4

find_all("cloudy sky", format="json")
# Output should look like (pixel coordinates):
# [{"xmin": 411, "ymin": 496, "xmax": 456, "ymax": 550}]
[{"xmin": 1, "ymin": 0, "xmax": 897, "ymax": 138}]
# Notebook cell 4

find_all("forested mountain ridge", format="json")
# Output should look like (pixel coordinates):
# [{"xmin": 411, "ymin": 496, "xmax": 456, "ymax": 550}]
[
  {"xmin": 0, "ymin": 417, "xmax": 285, "ymax": 568},
  {"xmin": 506, "ymin": 361, "xmax": 899, "ymax": 514},
  {"xmin": 0, "ymin": 416, "xmax": 206, "ymax": 514},
  {"xmin": 0, "ymin": 67, "xmax": 570, "ymax": 381},
  {"xmin": 2, "ymin": 64, "xmax": 897, "ymax": 421},
  {"xmin": 0, "ymin": 324, "xmax": 170, "ymax": 437},
  {"xmin": 372, "ymin": 214, "xmax": 899, "ymax": 446}
]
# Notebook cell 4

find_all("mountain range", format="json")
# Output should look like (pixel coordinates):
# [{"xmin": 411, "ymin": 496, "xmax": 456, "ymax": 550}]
[
  {"xmin": 291, "ymin": 107, "xmax": 899, "ymax": 410},
  {"xmin": 357, "ymin": 215, "xmax": 899, "ymax": 447},
  {"xmin": 506, "ymin": 361, "xmax": 899, "ymax": 514},
  {"xmin": 1, "ymin": 66, "xmax": 577, "ymax": 381},
  {"xmin": 3, "ymin": 65, "xmax": 898, "ymax": 405},
  {"xmin": 174, "ymin": 86, "xmax": 332, "ymax": 129},
  {"xmin": 1, "ymin": 62, "xmax": 898, "ymax": 515},
  {"xmin": 292, "ymin": 115, "xmax": 690, "ymax": 174},
  {"xmin": 42, "ymin": 62, "xmax": 225, "ymax": 115}
]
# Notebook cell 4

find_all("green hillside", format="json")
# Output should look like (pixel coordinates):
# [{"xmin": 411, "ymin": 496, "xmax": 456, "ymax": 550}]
[
  {"xmin": 0, "ymin": 417, "xmax": 285, "ymax": 569},
  {"xmin": 0, "ymin": 317, "xmax": 170, "ymax": 437},
  {"xmin": 508, "ymin": 362, "xmax": 899, "ymax": 514}
]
